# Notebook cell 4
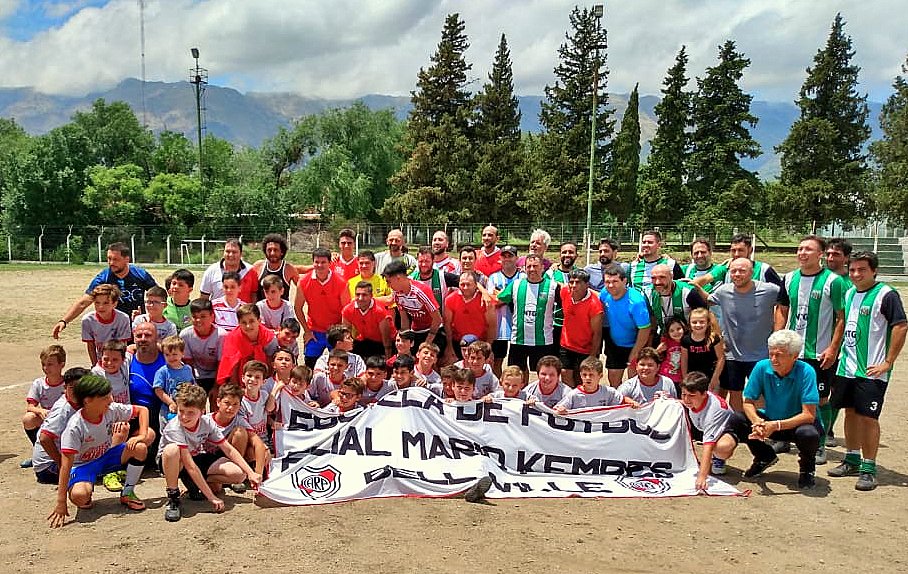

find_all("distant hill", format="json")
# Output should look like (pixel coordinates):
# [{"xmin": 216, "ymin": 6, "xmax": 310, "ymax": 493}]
[{"xmin": 0, "ymin": 78, "xmax": 883, "ymax": 179}]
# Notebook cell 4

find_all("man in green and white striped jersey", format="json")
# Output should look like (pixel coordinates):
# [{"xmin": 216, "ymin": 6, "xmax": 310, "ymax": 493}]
[
  {"xmin": 693, "ymin": 233, "xmax": 783, "ymax": 290},
  {"xmin": 828, "ymin": 252, "xmax": 907, "ymax": 491},
  {"xmin": 825, "ymin": 238, "xmax": 853, "ymax": 291},
  {"xmin": 682, "ymin": 238, "xmax": 724, "ymax": 293},
  {"xmin": 775, "ymin": 235, "xmax": 847, "ymax": 464},
  {"xmin": 495, "ymin": 254, "xmax": 559, "ymax": 383},
  {"xmin": 629, "ymin": 230, "xmax": 682, "ymax": 289}
]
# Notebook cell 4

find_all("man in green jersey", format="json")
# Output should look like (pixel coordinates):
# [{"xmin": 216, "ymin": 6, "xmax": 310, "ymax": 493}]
[
  {"xmin": 775, "ymin": 235, "xmax": 847, "ymax": 463},
  {"xmin": 828, "ymin": 252, "xmax": 907, "ymax": 491},
  {"xmin": 825, "ymin": 238, "xmax": 853, "ymax": 290},
  {"xmin": 495, "ymin": 255, "xmax": 559, "ymax": 383},
  {"xmin": 683, "ymin": 238, "xmax": 723, "ymax": 292},
  {"xmin": 692, "ymin": 233, "xmax": 783, "ymax": 290},
  {"xmin": 548, "ymin": 242, "xmax": 578, "ymax": 357},
  {"xmin": 647, "ymin": 264, "xmax": 707, "ymax": 339},
  {"xmin": 629, "ymin": 230, "xmax": 682, "ymax": 289}
]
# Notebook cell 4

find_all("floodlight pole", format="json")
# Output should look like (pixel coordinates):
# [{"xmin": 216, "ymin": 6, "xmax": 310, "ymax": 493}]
[{"xmin": 189, "ymin": 48, "xmax": 207, "ymax": 186}]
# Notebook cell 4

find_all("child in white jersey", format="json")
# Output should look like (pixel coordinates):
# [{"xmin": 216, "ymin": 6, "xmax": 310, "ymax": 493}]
[
  {"xmin": 484, "ymin": 365, "xmax": 527, "ymax": 401},
  {"xmin": 324, "ymin": 378, "xmax": 365, "ymax": 414},
  {"xmin": 212, "ymin": 271, "xmax": 246, "ymax": 331},
  {"xmin": 617, "ymin": 347, "xmax": 678, "ymax": 404},
  {"xmin": 555, "ymin": 357, "xmax": 638, "ymax": 414},
  {"xmin": 22, "ymin": 345, "xmax": 66, "ymax": 468},
  {"xmin": 81, "ymin": 284, "xmax": 131, "ymax": 365},
  {"xmin": 158, "ymin": 384, "xmax": 260, "ymax": 522},
  {"xmin": 48, "ymin": 375, "xmax": 152, "ymax": 528},
  {"xmin": 361, "ymin": 356, "xmax": 397, "ymax": 405},
  {"xmin": 273, "ymin": 365, "xmax": 319, "ymax": 428},
  {"xmin": 33, "ymin": 367, "xmax": 88, "ymax": 484},
  {"xmin": 240, "ymin": 360, "xmax": 275, "ymax": 480},
  {"xmin": 679, "ymin": 372, "xmax": 739, "ymax": 490},
  {"xmin": 94, "ymin": 340, "xmax": 131, "ymax": 404},
  {"xmin": 132, "ymin": 286, "xmax": 178, "ymax": 340},
  {"xmin": 256, "ymin": 274, "xmax": 294, "ymax": 330}
]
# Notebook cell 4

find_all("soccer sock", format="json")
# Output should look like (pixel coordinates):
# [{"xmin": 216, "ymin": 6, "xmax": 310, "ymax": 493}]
[
  {"xmin": 827, "ymin": 407, "xmax": 839, "ymax": 432},
  {"xmin": 859, "ymin": 458, "xmax": 877, "ymax": 475},
  {"xmin": 844, "ymin": 450, "xmax": 861, "ymax": 466},
  {"xmin": 25, "ymin": 427, "xmax": 39, "ymax": 445},
  {"xmin": 166, "ymin": 487, "xmax": 180, "ymax": 502},
  {"xmin": 121, "ymin": 459, "xmax": 144, "ymax": 495}
]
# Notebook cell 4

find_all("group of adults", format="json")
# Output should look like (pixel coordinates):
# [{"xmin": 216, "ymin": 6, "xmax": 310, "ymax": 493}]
[{"xmin": 49, "ymin": 225, "xmax": 906, "ymax": 492}]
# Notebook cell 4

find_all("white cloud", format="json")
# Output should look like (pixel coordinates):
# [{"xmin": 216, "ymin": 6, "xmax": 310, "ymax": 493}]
[
  {"xmin": 0, "ymin": 0, "xmax": 904, "ymax": 101},
  {"xmin": 0, "ymin": 0, "xmax": 22, "ymax": 20}
]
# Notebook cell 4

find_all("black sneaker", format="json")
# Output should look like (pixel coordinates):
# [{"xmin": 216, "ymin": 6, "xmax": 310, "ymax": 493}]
[
  {"xmin": 827, "ymin": 461, "xmax": 860, "ymax": 477},
  {"xmin": 164, "ymin": 498, "xmax": 182, "ymax": 522},
  {"xmin": 228, "ymin": 482, "xmax": 248, "ymax": 494},
  {"xmin": 798, "ymin": 472, "xmax": 816, "ymax": 490},
  {"xmin": 744, "ymin": 456, "xmax": 779, "ymax": 478},
  {"xmin": 770, "ymin": 440, "xmax": 791, "ymax": 454},
  {"xmin": 855, "ymin": 472, "xmax": 878, "ymax": 491},
  {"xmin": 186, "ymin": 486, "xmax": 206, "ymax": 501},
  {"xmin": 464, "ymin": 476, "xmax": 493, "ymax": 503}
]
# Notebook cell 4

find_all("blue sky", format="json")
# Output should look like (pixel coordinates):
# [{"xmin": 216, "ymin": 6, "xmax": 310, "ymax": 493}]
[{"xmin": 0, "ymin": 0, "xmax": 904, "ymax": 101}]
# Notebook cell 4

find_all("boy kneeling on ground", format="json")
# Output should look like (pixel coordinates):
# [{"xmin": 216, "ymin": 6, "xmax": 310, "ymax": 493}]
[{"xmin": 158, "ymin": 383, "xmax": 261, "ymax": 522}]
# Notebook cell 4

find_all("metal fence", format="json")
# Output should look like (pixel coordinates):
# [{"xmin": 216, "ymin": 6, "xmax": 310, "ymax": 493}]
[{"xmin": 0, "ymin": 220, "xmax": 884, "ymax": 266}]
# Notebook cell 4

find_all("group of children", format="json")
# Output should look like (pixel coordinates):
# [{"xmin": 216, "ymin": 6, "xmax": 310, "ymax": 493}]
[{"xmin": 26, "ymin": 264, "xmax": 743, "ymax": 528}]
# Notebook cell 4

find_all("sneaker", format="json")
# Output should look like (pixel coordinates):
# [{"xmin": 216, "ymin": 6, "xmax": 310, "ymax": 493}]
[
  {"xmin": 164, "ymin": 498, "xmax": 182, "ymax": 522},
  {"xmin": 744, "ymin": 456, "xmax": 779, "ymax": 478},
  {"xmin": 119, "ymin": 491, "xmax": 146, "ymax": 511},
  {"xmin": 102, "ymin": 472, "xmax": 124, "ymax": 492},
  {"xmin": 186, "ymin": 486, "xmax": 206, "ymax": 501},
  {"xmin": 710, "ymin": 457, "xmax": 727, "ymax": 475},
  {"xmin": 464, "ymin": 476, "xmax": 493, "ymax": 503},
  {"xmin": 826, "ymin": 431, "xmax": 837, "ymax": 448},
  {"xmin": 827, "ymin": 461, "xmax": 860, "ymax": 477},
  {"xmin": 855, "ymin": 472, "xmax": 878, "ymax": 491},
  {"xmin": 798, "ymin": 472, "xmax": 816, "ymax": 490},
  {"xmin": 228, "ymin": 482, "xmax": 248, "ymax": 494},
  {"xmin": 19, "ymin": 458, "xmax": 33, "ymax": 469},
  {"xmin": 815, "ymin": 445, "xmax": 827, "ymax": 465},
  {"xmin": 770, "ymin": 440, "xmax": 791, "ymax": 454}
]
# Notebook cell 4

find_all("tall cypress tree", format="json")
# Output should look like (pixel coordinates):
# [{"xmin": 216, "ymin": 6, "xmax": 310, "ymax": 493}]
[
  {"xmin": 525, "ymin": 6, "xmax": 614, "ymax": 220},
  {"xmin": 636, "ymin": 46, "xmax": 690, "ymax": 223},
  {"xmin": 473, "ymin": 34, "xmax": 525, "ymax": 221},
  {"xmin": 608, "ymin": 84, "xmax": 640, "ymax": 221},
  {"xmin": 871, "ymin": 53, "xmax": 908, "ymax": 225},
  {"xmin": 383, "ymin": 13, "xmax": 475, "ymax": 222},
  {"xmin": 775, "ymin": 13, "xmax": 871, "ymax": 227},
  {"xmin": 687, "ymin": 41, "xmax": 761, "ymax": 222}
]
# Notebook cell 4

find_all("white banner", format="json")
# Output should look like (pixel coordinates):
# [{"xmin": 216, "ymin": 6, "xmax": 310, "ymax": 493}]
[{"xmin": 260, "ymin": 387, "xmax": 740, "ymax": 504}]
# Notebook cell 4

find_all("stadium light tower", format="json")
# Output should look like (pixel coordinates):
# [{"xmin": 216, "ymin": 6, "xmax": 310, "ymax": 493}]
[
  {"xmin": 189, "ymin": 47, "xmax": 208, "ymax": 186},
  {"xmin": 585, "ymin": 4, "xmax": 604, "ymax": 266}
]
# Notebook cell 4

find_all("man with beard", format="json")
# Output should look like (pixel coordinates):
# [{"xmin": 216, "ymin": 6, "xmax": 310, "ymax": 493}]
[
  {"xmin": 198, "ymin": 239, "xmax": 258, "ymax": 304},
  {"xmin": 693, "ymin": 233, "xmax": 783, "ymax": 290},
  {"xmin": 431, "ymin": 230, "xmax": 462, "ymax": 275},
  {"xmin": 683, "ymin": 238, "xmax": 724, "ymax": 293},
  {"xmin": 374, "ymin": 229, "xmax": 417, "ymax": 276},
  {"xmin": 253, "ymin": 233, "xmax": 299, "ymax": 302},
  {"xmin": 474, "ymin": 225, "xmax": 502, "ymax": 277},
  {"xmin": 53, "ymin": 242, "xmax": 157, "ymax": 338},
  {"xmin": 599, "ymin": 264, "xmax": 652, "ymax": 387},
  {"xmin": 411, "ymin": 246, "xmax": 460, "ymax": 314},
  {"xmin": 584, "ymin": 238, "xmax": 628, "ymax": 292},
  {"xmin": 548, "ymin": 242, "xmax": 579, "ymax": 356},
  {"xmin": 488, "ymin": 246, "xmax": 525, "ymax": 377},
  {"xmin": 647, "ymin": 264, "xmax": 707, "ymax": 339},
  {"xmin": 825, "ymin": 238, "xmax": 853, "ymax": 290},
  {"xmin": 629, "ymin": 230, "xmax": 683, "ymax": 289}
]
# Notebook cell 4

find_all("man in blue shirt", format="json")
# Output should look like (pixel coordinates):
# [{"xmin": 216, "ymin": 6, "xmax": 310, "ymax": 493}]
[
  {"xmin": 599, "ymin": 264, "xmax": 651, "ymax": 387},
  {"xmin": 725, "ymin": 329, "xmax": 822, "ymax": 490}
]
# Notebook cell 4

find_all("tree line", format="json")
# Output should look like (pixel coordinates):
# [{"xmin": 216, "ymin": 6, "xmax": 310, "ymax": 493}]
[{"xmin": 1, "ymin": 8, "xmax": 907, "ymax": 239}]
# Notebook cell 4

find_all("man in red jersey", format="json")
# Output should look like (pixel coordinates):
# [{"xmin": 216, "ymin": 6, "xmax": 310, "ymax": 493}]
[{"xmin": 294, "ymin": 247, "xmax": 350, "ymax": 368}]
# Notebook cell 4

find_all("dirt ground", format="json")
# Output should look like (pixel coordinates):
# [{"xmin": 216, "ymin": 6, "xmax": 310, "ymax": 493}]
[{"xmin": 1, "ymin": 264, "xmax": 907, "ymax": 574}]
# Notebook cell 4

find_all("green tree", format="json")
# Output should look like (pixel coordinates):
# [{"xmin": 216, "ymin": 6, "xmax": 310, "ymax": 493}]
[
  {"xmin": 71, "ymin": 99, "xmax": 155, "ymax": 170},
  {"xmin": 200, "ymin": 134, "xmax": 238, "ymax": 188},
  {"xmin": 82, "ymin": 163, "xmax": 148, "ymax": 224},
  {"xmin": 526, "ymin": 6, "xmax": 613, "ymax": 220},
  {"xmin": 608, "ymin": 84, "xmax": 640, "ymax": 221},
  {"xmin": 687, "ymin": 41, "xmax": 761, "ymax": 223},
  {"xmin": 472, "ymin": 33, "xmax": 525, "ymax": 221},
  {"xmin": 384, "ymin": 13, "xmax": 476, "ymax": 222},
  {"xmin": 151, "ymin": 131, "xmax": 195, "ymax": 175},
  {"xmin": 871, "ymin": 53, "xmax": 908, "ymax": 225},
  {"xmin": 0, "ymin": 118, "xmax": 30, "ymax": 219},
  {"xmin": 636, "ymin": 46, "xmax": 690, "ymax": 223},
  {"xmin": 261, "ymin": 117, "xmax": 319, "ymax": 188},
  {"xmin": 144, "ymin": 172, "xmax": 205, "ymax": 228},
  {"xmin": 775, "ymin": 13, "xmax": 872, "ymax": 227}
]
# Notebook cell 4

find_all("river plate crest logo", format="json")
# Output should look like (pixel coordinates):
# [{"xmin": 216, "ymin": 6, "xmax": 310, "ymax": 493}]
[
  {"xmin": 616, "ymin": 475, "xmax": 671, "ymax": 494},
  {"xmin": 292, "ymin": 464, "xmax": 341, "ymax": 499}
]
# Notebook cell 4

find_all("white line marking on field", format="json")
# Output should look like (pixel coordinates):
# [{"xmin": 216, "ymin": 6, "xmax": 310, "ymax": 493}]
[{"xmin": 0, "ymin": 381, "xmax": 29, "ymax": 392}]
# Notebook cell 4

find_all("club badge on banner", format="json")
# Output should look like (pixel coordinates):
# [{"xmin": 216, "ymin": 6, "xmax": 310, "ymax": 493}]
[{"xmin": 259, "ymin": 387, "xmax": 741, "ymax": 505}]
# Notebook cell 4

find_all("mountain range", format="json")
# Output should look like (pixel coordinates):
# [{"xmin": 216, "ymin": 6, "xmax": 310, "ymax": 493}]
[{"xmin": 0, "ymin": 78, "xmax": 884, "ymax": 179}]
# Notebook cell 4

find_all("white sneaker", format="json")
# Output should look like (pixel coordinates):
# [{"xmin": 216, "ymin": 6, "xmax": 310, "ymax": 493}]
[
  {"xmin": 815, "ymin": 445, "xmax": 827, "ymax": 465},
  {"xmin": 711, "ymin": 457, "xmax": 727, "ymax": 475}
]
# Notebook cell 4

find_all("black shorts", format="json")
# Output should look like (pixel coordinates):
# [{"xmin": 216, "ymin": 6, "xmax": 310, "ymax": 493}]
[
  {"xmin": 157, "ymin": 451, "xmax": 224, "ymax": 484},
  {"xmin": 491, "ymin": 340, "xmax": 509, "ymax": 362},
  {"xmin": 508, "ymin": 344, "xmax": 556, "ymax": 373},
  {"xmin": 802, "ymin": 358, "xmax": 836, "ymax": 399},
  {"xmin": 197, "ymin": 377, "xmax": 217, "ymax": 393},
  {"xmin": 721, "ymin": 360, "xmax": 757, "ymax": 392},
  {"xmin": 552, "ymin": 325, "xmax": 562, "ymax": 353},
  {"xmin": 559, "ymin": 347, "xmax": 588, "ymax": 372},
  {"xmin": 35, "ymin": 465, "xmax": 59, "ymax": 484},
  {"xmin": 353, "ymin": 339, "xmax": 387, "ymax": 361},
  {"xmin": 412, "ymin": 329, "xmax": 447, "ymax": 357},
  {"xmin": 830, "ymin": 376, "xmax": 888, "ymax": 419},
  {"xmin": 604, "ymin": 344, "xmax": 632, "ymax": 370}
]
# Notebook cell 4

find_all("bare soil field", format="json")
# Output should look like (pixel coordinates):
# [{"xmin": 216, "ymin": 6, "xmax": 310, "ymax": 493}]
[{"xmin": 1, "ymin": 263, "xmax": 906, "ymax": 573}]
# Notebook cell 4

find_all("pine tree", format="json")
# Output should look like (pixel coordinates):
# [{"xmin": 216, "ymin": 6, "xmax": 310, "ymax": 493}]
[
  {"xmin": 383, "ymin": 13, "xmax": 475, "ymax": 222},
  {"xmin": 636, "ymin": 46, "xmax": 690, "ymax": 224},
  {"xmin": 472, "ymin": 34, "xmax": 525, "ymax": 221},
  {"xmin": 525, "ymin": 6, "xmax": 614, "ymax": 220},
  {"xmin": 687, "ymin": 41, "xmax": 761, "ymax": 223},
  {"xmin": 871, "ymin": 53, "xmax": 908, "ymax": 225},
  {"xmin": 775, "ymin": 13, "xmax": 871, "ymax": 227},
  {"xmin": 608, "ymin": 84, "xmax": 640, "ymax": 221}
]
